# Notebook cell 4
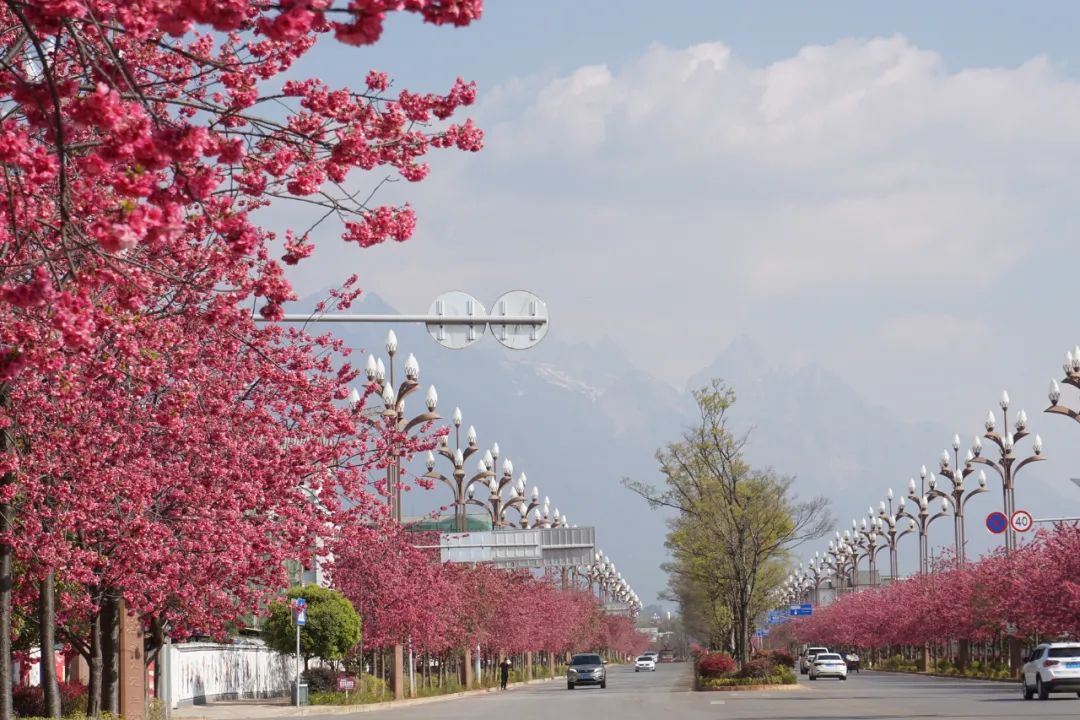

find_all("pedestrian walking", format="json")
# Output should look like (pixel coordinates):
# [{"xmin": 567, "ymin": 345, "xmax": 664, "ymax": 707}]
[{"xmin": 500, "ymin": 657, "xmax": 512, "ymax": 689}]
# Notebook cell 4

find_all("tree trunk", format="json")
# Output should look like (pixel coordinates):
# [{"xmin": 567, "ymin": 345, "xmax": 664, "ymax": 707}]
[
  {"xmin": 735, "ymin": 598, "xmax": 751, "ymax": 666},
  {"xmin": 146, "ymin": 617, "xmax": 167, "ymax": 702},
  {"xmin": 100, "ymin": 593, "xmax": 119, "ymax": 716},
  {"xmin": 39, "ymin": 572, "xmax": 61, "ymax": 718},
  {"xmin": 0, "ymin": 387, "xmax": 14, "ymax": 720},
  {"xmin": 87, "ymin": 611, "xmax": 102, "ymax": 718}
]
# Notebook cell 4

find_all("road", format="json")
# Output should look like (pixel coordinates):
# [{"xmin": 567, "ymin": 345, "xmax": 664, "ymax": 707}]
[{"xmin": 305, "ymin": 664, "xmax": 1080, "ymax": 720}]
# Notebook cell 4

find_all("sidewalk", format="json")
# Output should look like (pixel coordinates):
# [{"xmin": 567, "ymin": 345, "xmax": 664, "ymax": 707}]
[{"xmin": 173, "ymin": 677, "xmax": 556, "ymax": 719}]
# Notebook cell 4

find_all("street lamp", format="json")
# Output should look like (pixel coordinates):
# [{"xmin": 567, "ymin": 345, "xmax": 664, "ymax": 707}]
[
  {"xmin": 802, "ymin": 556, "xmax": 830, "ymax": 605},
  {"xmin": 423, "ymin": 408, "xmax": 495, "ymax": 531},
  {"xmin": 475, "ymin": 459, "xmax": 569, "ymax": 531},
  {"xmin": 824, "ymin": 537, "xmax": 855, "ymax": 595},
  {"xmin": 970, "ymin": 391, "xmax": 1045, "ymax": 553},
  {"xmin": 363, "ymin": 332, "xmax": 441, "ymax": 522},
  {"xmin": 852, "ymin": 518, "xmax": 880, "ymax": 586},
  {"xmin": 466, "ymin": 456, "xmax": 518, "ymax": 529},
  {"xmin": 792, "ymin": 559, "xmax": 825, "ymax": 606},
  {"xmin": 897, "ymin": 482, "xmax": 949, "ymax": 574},
  {"xmin": 500, "ymin": 472, "xmax": 565, "ymax": 530},
  {"xmin": 928, "ymin": 436, "xmax": 988, "ymax": 564},
  {"xmin": 876, "ymin": 489, "xmax": 916, "ymax": 581}
]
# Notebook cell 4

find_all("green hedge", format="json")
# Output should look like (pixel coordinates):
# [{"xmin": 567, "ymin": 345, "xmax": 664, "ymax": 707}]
[{"xmin": 699, "ymin": 669, "xmax": 796, "ymax": 688}]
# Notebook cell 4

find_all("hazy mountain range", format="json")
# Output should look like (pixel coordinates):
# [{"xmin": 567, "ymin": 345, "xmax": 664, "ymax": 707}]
[{"xmin": 290, "ymin": 292, "xmax": 981, "ymax": 606}]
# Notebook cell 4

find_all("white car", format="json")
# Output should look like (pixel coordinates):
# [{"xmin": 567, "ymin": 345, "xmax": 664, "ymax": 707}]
[
  {"xmin": 1022, "ymin": 643, "xmax": 1080, "ymax": 700},
  {"xmin": 801, "ymin": 647, "xmax": 830, "ymax": 674},
  {"xmin": 635, "ymin": 655, "xmax": 657, "ymax": 672},
  {"xmin": 809, "ymin": 653, "xmax": 847, "ymax": 681}
]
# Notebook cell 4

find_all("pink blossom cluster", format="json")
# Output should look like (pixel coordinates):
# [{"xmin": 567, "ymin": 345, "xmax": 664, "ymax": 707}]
[
  {"xmin": 0, "ymin": 0, "xmax": 488, "ymax": 711},
  {"xmin": 332, "ymin": 522, "xmax": 650, "ymax": 657},
  {"xmin": 0, "ymin": 0, "xmax": 484, "ymax": 342},
  {"xmin": 794, "ymin": 525, "xmax": 1080, "ymax": 649}
]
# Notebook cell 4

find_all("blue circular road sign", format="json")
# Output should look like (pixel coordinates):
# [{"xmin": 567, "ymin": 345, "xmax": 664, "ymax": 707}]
[{"xmin": 986, "ymin": 511, "xmax": 1008, "ymax": 534}]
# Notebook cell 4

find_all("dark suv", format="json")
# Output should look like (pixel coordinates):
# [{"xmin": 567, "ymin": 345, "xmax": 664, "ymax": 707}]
[{"xmin": 567, "ymin": 653, "xmax": 606, "ymax": 689}]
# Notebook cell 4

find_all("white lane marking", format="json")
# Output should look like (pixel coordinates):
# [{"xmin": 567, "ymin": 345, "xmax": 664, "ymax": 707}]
[{"xmin": 710, "ymin": 700, "xmax": 725, "ymax": 704}]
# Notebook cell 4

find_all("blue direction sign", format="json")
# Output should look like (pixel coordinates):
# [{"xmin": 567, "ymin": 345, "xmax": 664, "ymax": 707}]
[
  {"xmin": 788, "ymin": 604, "xmax": 813, "ymax": 617},
  {"xmin": 767, "ymin": 611, "xmax": 787, "ymax": 625},
  {"xmin": 754, "ymin": 628, "xmax": 769, "ymax": 638},
  {"xmin": 986, "ymin": 511, "xmax": 1008, "ymax": 535},
  {"xmin": 292, "ymin": 597, "xmax": 307, "ymax": 626}
]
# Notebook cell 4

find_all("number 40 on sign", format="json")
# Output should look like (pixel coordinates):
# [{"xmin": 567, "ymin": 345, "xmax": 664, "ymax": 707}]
[{"xmin": 1010, "ymin": 510, "xmax": 1033, "ymax": 533}]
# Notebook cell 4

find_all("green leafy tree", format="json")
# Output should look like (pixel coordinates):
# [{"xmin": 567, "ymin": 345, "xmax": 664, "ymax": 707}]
[
  {"xmin": 262, "ymin": 584, "xmax": 361, "ymax": 669},
  {"xmin": 625, "ymin": 381, "xmax": 831, "ymax": 665}
]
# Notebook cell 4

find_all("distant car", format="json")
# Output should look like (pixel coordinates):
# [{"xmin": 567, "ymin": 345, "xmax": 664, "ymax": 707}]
[
  {"xmin": 658, "ymin": 650, "xmax": 674, "ymax": 663},
  {"xmin": 1022, "ymin": 643, "xmax": 1080, "ymax": 700},
  {"xmin": 809, "ymin": 653, "xmax": 847, "ymax": 681},
  {"xmin": 643, "ymin": 651, "xmax": 659, "ymax": 661},
  {"xmin": 635, "ymin": 655, "xmax": 657, "ymax": 672},
  {"xmin": 567, "ymin": 653, "xmax": 606, "ymax": 690},
  {"xmin": 801, "ymin": 647, "xmax": 830, "ymax": 674}
]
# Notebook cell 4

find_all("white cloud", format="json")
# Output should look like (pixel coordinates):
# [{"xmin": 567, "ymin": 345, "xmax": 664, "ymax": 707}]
[
  {"xmin": 469, "ymin": 37, "xmax": 1080, "ymax": 297},
  {"xmin": 287, "ymin": 35, "xmax": 1080, "ymax": 392}
]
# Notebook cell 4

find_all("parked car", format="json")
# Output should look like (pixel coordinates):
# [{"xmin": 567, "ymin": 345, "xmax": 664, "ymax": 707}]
[
  {"xmin": 809, "ymin": 652, "xmax": 848, "ymax": 681},
  {"xmin": 1022, "ymin": 643, "xmax": 1080, "ymax": 700},
  {"xmin": 567, "ymin": 653, "xmax": 606, "ymax": 690},
  {"xmin": 635, "ymin": 655, "xmax": 657, "ymax": 672},
  {"xmin": 800, "ymin": 647, "xmax": 830, "ymax": 674}
]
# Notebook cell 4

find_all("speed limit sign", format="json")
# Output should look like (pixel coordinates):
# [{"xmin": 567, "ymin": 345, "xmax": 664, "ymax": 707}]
[{"xmin": 1010, "ymin": 510, "xmax": 1033, "ymax": 533}]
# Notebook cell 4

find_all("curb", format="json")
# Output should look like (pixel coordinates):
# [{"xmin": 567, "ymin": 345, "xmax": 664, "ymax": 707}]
[
  {"xmin": 175, "ymin": 677, "xmax": 556, "ymax": 719},
  {"xmin": 867, "ymin": 669, "xmax": 1018, "ymax": 684}
]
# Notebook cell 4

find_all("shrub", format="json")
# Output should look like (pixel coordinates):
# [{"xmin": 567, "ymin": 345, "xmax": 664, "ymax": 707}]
[
  {"xmin": 303, "ymin": 667, "xmax": 340, "ymax": 693},
  {"xmin": 309, "ymin": 674, "xmax": 391, "ymax": 705},
  {"xmin": 879, "ymin": 654, "xmax": 918, "ymax": 672},
  {"xmin": 735, "ymin": 657, "xmax": 773, "ymax": 680},
  {"xmin": 750, "ymin": 649, "xmax": 794, "ymax": 670},
  {"xmin": 697, "ymin": 652, "xmax": 737, "ymax": 678},
  {"xmin": 12, "ymin": 685, "xmax": 43, "ymax": 718},
  {"xmin": 699, "ymin": 668, "xmax": 796, "ymax": 688},
  {"xmin": 773, "ymin": 666, "xmax": 797, "ymax": 684},
  {"xmin": 13, "ymin": 682, "xmax": 87, "ymax": 718},
  {"xmin": 767, "ymin": 649, "xmax": 795, "ymax": 668}
]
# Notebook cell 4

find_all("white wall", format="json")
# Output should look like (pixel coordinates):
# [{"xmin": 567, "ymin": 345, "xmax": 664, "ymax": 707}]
[{"xmin": 166, "ymin": 641, "xmax": 293, "ymax": 708}]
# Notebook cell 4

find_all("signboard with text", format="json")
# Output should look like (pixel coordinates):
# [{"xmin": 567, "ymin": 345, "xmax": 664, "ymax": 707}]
[
  {"xmin": 292, "ymin": 598, "xmax": 307, "ymax": 626},
  {"xmin": 788, "ymin": 604, "xmax": 813, "ymax": 617},
  {"xmin": 1010, "ymin": 510, "xmax": 1033, "ymax": 533}
]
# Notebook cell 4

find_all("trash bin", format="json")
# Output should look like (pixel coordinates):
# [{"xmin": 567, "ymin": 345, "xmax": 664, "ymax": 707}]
[{"xmin": 292, "ymin": 682, "xmax": 309, "ymax": 706}]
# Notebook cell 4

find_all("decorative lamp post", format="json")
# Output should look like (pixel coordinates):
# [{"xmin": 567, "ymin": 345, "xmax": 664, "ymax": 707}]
[
  {"xmin": 365, "ymin": 332, "xmax": 441, "ymax": 522},
  {"xmin": 853, "ymin": 518, "xmax": 880, "ymax": 586},
  {"xmin": 877, "ymin": 489, "xmax": 915, "ymax": 581},
  {"xmin": 423, "ymin": 409, "xmax": 495, "ymax": 531},
  {"xmin": 802, "ymin": 556, "xmax": 829, "ymax": 605},
  {"xmin": 928, "ymin": 437, "xmax": 988, "ymax": 564},
  {"xmin": 896, "ymin": 482, "xmax": 949, "ymax": 575},
  {"xmin": 465, "ymin": 456, "xmax": 520, "ymax": 529},
  {"xmin": 970, "ymin": 391, "xmax": 1044, "ymax": 553},
  {"xmin": 824, "ymin": 538, "xmax": 854, "ymax": 595}
]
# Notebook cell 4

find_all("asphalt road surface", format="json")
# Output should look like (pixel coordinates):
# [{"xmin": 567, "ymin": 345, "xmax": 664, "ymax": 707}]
[{"xmin": 305, "ymin": 664, "xmax": 1080, "ymax": 719}]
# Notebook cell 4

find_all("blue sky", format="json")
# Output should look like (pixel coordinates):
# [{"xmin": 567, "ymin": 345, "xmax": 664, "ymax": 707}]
[{"xmin": 293, "ymin": 1, "xmax": 1080, "ymax": 91}]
